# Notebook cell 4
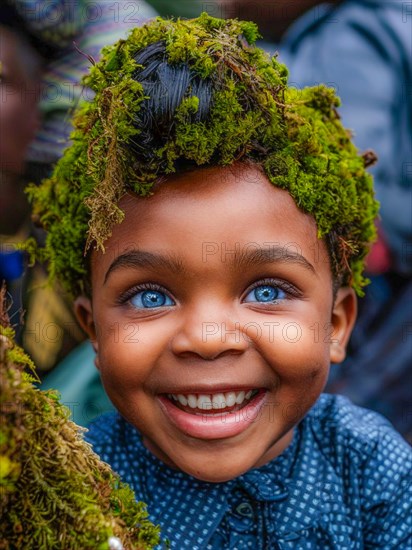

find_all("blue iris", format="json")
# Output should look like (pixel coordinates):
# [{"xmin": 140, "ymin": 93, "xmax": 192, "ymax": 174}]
[
  {"xmin": 244, "ymin": 284, "xmax": 285, "ymax": 303},
  {"xmin": 130, "ymin": 290, "xmax": 174, "ymax": 308}
]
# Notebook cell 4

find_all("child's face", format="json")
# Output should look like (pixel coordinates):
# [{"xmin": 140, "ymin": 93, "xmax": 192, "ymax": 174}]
[{"xmin": 76, "ymin": 164, "xmax": 356, "ymax": 482}]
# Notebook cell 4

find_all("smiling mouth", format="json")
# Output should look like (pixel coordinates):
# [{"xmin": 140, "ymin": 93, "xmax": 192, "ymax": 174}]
[{"xmin": 165, "ymin": 389, "xmax": 261, "ymax": 415}]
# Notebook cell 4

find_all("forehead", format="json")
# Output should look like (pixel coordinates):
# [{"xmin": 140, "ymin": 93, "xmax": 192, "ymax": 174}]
[{"xmin": 91, "ymin": 164, "xmax": 331, "ymax": 282}]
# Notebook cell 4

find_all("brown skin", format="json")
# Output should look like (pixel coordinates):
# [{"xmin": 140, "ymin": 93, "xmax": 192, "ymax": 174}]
[
  {"xmin": 0, "ymin": 26, "xmax": 41, "ymax": 175},
  {"xmin": 220, "ymin": 0, "xmax": 340, "ymax": 41},
  {"xmin": 0, "ymin": 26, "xmax": 42, "ymax": 234},
  {"xmin": 75, "ymin": 164, "xmax": 356, "ymax": 483}
]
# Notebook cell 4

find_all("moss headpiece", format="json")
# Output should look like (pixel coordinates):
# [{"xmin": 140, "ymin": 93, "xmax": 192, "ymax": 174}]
[{"xmin": 27, "ymin": 13, "xmax": 378, "ymax": 296}]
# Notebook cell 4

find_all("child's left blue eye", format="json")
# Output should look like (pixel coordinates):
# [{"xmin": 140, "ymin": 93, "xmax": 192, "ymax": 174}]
[
  {"xmin": 244, "ymin": 284, "xmax": 286, "ymax": 303},
  {"xmin": 130, "ymin": 289, "xmax": 175, "ymax": 309}
]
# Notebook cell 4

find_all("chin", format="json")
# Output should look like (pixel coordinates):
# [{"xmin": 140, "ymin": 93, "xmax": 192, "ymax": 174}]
[
  {"xmin": 188, "ymin": 467, "xmax": 245, "ymax": 483},
  {"xmin": 177, "ymin": 451, "xmax": 256, "ymax": 483}
]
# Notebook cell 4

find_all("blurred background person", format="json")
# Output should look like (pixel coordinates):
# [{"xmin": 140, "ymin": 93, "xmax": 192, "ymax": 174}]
[
  {"xmin": 1, "ymin": 0, "xmax": 157, "ymax": 381},
  {"xmin": 1, "ymin": 3, "xmax": 45, "ymax": 338}
]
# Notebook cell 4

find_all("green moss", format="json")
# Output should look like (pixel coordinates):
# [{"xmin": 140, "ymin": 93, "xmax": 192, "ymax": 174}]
[
  {"xmin": 27, "ymin": 13, "xmax": 378, "ymax": 297},
  {"xmin": 0, "ymin": 290, "xmax": 160, "ymax": 549}
]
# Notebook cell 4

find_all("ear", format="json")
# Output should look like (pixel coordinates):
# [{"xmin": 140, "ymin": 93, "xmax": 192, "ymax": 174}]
[
  {"xmin": 74, "ymin": 296, "xmax": 99, "ymax": 357},
  {"xmin": 329, "ymin": 287, "xmax": 357, "ymax": 364}
]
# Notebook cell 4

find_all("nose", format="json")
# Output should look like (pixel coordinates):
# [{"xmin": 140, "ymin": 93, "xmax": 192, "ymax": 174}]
[{"xmin": 170, "ymin": 302, "xmax": 249, "ymax": 360}]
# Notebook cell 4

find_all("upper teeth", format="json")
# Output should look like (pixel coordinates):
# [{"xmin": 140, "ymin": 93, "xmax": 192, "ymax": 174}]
[{"xmin": 168, "ymin": 390, "xmax": 254, "ymax": 410}]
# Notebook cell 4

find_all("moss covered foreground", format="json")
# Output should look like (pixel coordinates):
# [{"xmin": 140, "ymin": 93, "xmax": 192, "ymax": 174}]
[{"xmin": 0, "ymin": 289, "xmax": 160, "ymax": 550}]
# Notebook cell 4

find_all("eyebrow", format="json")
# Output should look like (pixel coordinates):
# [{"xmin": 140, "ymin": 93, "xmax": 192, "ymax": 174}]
[
  {"xmin": 104, "ymin": 245, "xmax": 315, "ymax": 284},
  {"xmin": 233, "ymin": 246, "xmax": 316, "ymax": 274},
  {"xmin": 104, "ymin": 250, "xmax": 186, "ymax": 284}
]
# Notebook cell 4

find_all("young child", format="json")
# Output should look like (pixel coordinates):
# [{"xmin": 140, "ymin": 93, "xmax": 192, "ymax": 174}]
[{"xmin": 29, "ymin": 15, "xmax": 411, "ymax": 549}]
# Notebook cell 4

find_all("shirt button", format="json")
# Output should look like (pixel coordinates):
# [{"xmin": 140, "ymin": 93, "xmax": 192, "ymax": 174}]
[{"xmin": 236, "ymin": 502, "xmax": 254, "ymax": 518}]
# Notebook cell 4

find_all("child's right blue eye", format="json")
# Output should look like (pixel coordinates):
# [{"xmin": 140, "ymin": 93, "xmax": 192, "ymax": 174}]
[{"xmin": 130, "ymin": 290, "xmax": 175, "ymax": 309}]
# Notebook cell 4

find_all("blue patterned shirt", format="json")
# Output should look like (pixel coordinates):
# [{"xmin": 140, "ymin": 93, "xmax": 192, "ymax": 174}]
[{"xmin": 86, "ymin": 394, "xmax": 411, "ymax": 549}]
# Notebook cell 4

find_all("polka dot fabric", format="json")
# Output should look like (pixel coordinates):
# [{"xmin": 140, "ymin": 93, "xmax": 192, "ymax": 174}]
[{"xmin": 86, "ymin": 394, "xmax": 411, "ymax": 549}]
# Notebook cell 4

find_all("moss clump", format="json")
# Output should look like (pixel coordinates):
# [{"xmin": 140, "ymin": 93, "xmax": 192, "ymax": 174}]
[
  {"xmin": 27, "ymin": 14, "xmax": 378, "ymax": 297},
  {"xmin": 0, "ymin": 288, "xmax": 160, "ymax": 549}
]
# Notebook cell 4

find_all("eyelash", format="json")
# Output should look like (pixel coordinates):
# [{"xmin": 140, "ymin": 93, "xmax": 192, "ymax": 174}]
[
  {"xmin": 243, "ymin": 278, "xmax": 301, "ymax": 302},
  {"xmin": 118, "ymin": 278, "xmax": 300, "ymax": 308},
  {"xmin": 117, "ymin": 283, "xmax": 173, "ymax": 305}
]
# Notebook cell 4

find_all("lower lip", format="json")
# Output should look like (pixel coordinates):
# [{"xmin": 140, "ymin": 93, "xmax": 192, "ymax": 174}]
[{"xmin": 158, "ymin": 391, "xmax": 268, "ymax": 440}]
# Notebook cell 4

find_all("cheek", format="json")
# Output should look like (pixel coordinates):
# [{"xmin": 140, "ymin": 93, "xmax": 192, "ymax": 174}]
[
  {"xmin": 258, "ymin": 320, "xmax": 331, "ymax": 384},
  {"xmin": 95, "ymin": 319, "xmax": 170, "ymax": 390},
  {"xmin": 259, "ymin": 327, "xmax": 329, "ymax": 426},
  {"xmin": 1, "ymin": 91, "xmax": 37, "ymax": 130},
  {"xmin": 0, "ymin": 90, "xmax": 40, "ymax": 169}
]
